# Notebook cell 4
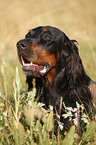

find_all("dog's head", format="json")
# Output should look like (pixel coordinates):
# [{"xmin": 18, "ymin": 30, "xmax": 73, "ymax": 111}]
[{"xmin": 16, "ymin": 26, "xmax": 81, "ymax": 86}]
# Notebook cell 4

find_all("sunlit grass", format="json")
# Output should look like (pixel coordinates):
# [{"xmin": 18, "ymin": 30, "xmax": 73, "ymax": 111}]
[{"xmin": 0, "ymin": 67, "xmax": 96, "ymax": 144}]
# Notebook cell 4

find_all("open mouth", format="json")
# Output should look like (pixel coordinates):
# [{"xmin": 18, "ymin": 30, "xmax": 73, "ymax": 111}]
[{"xmin": 20, "ymin": 56, "xmax": 50, "ymax": 76}]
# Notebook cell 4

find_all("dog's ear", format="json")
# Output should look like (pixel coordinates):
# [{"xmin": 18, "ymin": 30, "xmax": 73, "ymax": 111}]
[
  {"xmin": 60, "ymin": 34, "xmax": 85, "ymax": 82},
  {"xmin": 61, "ymin": 34, "xmax": 79, "ymax": 60}
]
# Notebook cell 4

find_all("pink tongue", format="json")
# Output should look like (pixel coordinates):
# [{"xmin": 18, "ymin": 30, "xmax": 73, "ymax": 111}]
[{"xmin": 24, "ymin": 63, "xmax": 44, "ymax": 72}]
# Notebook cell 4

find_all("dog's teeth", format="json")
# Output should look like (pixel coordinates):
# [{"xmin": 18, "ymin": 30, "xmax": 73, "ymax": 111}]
[
  {"xmin": 30, "ymin": 62, "xmax": 33, "ymax": 65},
  {"xmin": 23, "ymin": 61, "xmax": 25, "ymax": 65},
  {"xmin": 40, "ymin": 67, "xmax": 47, "ymax": 73},
  {"xmin": 23, "ymin": 62, "xmax": 33, "ymax": 66}
]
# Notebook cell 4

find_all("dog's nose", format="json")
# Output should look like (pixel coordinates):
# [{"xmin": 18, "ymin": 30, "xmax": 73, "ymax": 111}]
[{"xmin": 16, "ymin": 40, "xmax": 29, "ymax": 49}]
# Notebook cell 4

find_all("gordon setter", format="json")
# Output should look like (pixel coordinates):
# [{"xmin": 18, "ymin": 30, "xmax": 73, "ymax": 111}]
[{"xmin": 16, "ymin": 26, "xmax": 96, "ymax": 130}]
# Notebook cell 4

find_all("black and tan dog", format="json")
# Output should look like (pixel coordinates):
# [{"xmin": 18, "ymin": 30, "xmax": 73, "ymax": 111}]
[{"xmin": 16, "ymin": 26, "xmax": 96, "ymax": 130}]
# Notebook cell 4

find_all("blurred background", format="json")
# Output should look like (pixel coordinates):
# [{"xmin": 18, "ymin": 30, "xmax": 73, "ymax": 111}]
[{"xmin": 0, "ymin": 0, "xmax": 96, "ymax": 95}]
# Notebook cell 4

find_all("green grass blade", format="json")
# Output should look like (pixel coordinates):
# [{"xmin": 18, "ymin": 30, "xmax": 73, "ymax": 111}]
[{"xmin": 61, "ymin": 125, "xmax": 75, "ymax": 145}]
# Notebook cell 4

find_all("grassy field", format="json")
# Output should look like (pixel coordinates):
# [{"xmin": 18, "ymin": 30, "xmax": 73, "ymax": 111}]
[{"xmin": 0, "ymin": 0, "xmax": 96, "ymax": 144}]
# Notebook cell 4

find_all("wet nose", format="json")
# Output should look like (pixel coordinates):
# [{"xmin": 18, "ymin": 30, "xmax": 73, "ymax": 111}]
[{"xmin": 16, "ymin": 40, "xmax": 29, "ymax": 49}]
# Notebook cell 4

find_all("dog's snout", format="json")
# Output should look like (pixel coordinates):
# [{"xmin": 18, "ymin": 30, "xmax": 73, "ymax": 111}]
[{"xmin": 16, "ymin": 40, "xmax": 29, "ymax": 49}]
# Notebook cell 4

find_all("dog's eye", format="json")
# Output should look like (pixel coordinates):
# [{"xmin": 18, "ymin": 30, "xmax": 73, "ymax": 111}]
[
  {"xmin": 42, "ymin": 34, "xmax": 51, "ymax": 41},
  {"xmin": 44, "ymin": 35, "xmax": 50, "ymax": 40}
]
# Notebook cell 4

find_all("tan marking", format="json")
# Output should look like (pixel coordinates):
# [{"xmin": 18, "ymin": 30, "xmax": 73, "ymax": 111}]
[
  {"xmin": 57, "ymin": 51, "xmax": 60, "ymax": 61},
  {"xmin": 43, "ymin": 28, "xmax": 48, "ymax": 32},
  {"xmin": 42, "ymin": 67, "xmax": 56, "ymax": 88},
  {"xmin": 29, "ymin": 43, "xmax": 57, "ymax": 87},
  {"xmin": 47, "ymin": 68, "xmax": 56, "ymax": 87}
]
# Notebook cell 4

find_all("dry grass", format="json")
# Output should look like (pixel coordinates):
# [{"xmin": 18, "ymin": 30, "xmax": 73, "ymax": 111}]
[{"xmin": 0, "ymin": 0, "xmax": 96, "ymax": 93}]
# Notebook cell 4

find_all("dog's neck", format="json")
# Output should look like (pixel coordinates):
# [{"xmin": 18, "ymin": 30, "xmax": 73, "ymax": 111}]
[{"xmin": 43, "ymin": 67, "xmax": 57, "ymax": 88}]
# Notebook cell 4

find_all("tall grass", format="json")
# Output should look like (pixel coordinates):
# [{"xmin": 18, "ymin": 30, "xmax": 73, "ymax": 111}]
[{"xmin": 0, "ymin": 67, "xmax": 96, "ymax": 144}]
